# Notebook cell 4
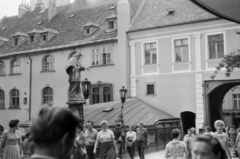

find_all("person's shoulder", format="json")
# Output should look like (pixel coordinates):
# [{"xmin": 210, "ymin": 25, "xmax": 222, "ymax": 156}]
[{"xmin": 93, "ymin": 128, "xmax": 98, "ymax": 132}]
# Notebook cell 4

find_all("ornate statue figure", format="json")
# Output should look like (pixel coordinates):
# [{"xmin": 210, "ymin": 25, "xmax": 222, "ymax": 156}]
[{"xmin": 66, "ymin": 51, "xmax": 85, "ymax": 100}]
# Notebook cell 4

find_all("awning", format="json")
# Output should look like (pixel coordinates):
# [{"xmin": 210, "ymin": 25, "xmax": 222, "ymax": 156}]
[{"xmin": 20, "ymin": 98, "xmax": 176, "ymax": 127}]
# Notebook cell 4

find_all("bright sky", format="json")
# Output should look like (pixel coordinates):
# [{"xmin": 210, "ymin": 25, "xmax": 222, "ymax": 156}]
[{"xmin": 0, "ymin": 0, "xmax": 28, "ymax": 18}]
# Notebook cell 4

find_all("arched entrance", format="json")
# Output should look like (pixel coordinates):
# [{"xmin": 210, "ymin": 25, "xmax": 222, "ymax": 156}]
[
  {"xmin": 204, "ymin": 80, "xmax": 240, "ymax": 130},
  {"xmin": 180, "ymin": 111, "xmax": 196, "ymax": 135}
]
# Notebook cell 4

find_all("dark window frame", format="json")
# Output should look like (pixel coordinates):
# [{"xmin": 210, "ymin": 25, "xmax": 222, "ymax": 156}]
[
  {"xmin": 10, "ymin": 89, "xmax": 20, "ymax": 108},
  {"xmin": 14, "ymin": 37, "xmax": 19, "ymax": 46},
  {"xmin": 208, "ymin": 34, "xmax": 224, "ymax": 59},
  {"xmin": 233, "ymin": 94, "xmax": 240, "ymax": 109},
  {"xmin": 42, "ymin": 87, "xmax": 53, "ymax": 105},
  {"xmin": 11, "ymin": 59, "xmax": 21, "ymax": 74},
  {"xmin": 144, "ymin": 42, "xmax": 157, "ymax": 65},
  {"xmin": 0, "ymin": 61, "xmax": 6, "ymax": 75},
  {"xmin": 146, "ymin": 83, "xmax": 156, "ymax": 96},
  {"xmin": 90, "ymin": 84, "xmax": 113, "ymax": 104},
  {"xmin": 0, "ymin": 89, "xmax": 5, "ymax": 108},
  {"xmin": 174, "ymin": 38, "xmax": 189, "ymax": 62},
  {"xmin": 42, "ymin": 55, "xmax": 54, "ymax": 72}
]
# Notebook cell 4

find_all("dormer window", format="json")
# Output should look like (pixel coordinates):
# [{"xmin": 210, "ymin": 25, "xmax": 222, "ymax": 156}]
[
  {"xmin": 83, "ymin": 22, "xmax": 100, "ymax": 36},
  {"xmin": 108, "ymin": 21, "xmax": 114, "ymax": 30},
  {"xmin": 0, "ymin": 37, "xmax": 9, "ymax": 47},
  {"xmin": 42, "ymin": 34, "xmax": 47, "ymax": 41},
  {"xmin": 14, "ymin": 37, "xmax": 19, "ymax": 46},
  {"xmin": 29, "ymin": 35, "xmax": 34, "ymax": 43},
  {"xmin": 105, "ymin": 14, "xmax": 117, "ymax": 32},
  {"xmin": 86, "ymin": 28, "xmax": 90, "ymax": 34},
  {"xmin": 40, "ymin": 28, "xmax": 58, "ymax": 42}
]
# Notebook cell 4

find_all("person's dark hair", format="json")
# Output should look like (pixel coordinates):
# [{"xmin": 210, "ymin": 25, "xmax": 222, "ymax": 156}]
[
  {"xmin": 205, "ymin": 126, "xmax": 212, "ymax": 132},
  {"xmin": 87, "ymin": 121, "xmax": 94, "ymax": 126},
  {"xmin": 77, "ymin": 124, "xmax": 83, "ymax": 131},
  {"xmin": 9, "ymin": 119, "xmax": 20, "ymax": 128},
  {"xmin": 193, "ymin": 134, "xmax": 227, "ymax": 159},
  {"xmin": 171, "ymin": 129, "xmax": 180, "ymax": 139},
  {"xmin": 0, "ymin": 125, "xmax": 4, "ymax": 132},
  {"xmin": 31, "ymin": 106, "xmax": 79, "ymax": 146}
]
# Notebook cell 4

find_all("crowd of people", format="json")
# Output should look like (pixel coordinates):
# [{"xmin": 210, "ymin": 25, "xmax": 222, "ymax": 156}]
[
  {"xmin": 0, "ymin": 106, "xmax": 149, "ymax": 159},
  {"xmin": 164, "ymin": 120, "xmax": 240, "ymax": 159}
]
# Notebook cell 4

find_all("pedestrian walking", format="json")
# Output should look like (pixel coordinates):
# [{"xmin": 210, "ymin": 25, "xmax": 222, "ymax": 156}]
[
  {"xmin": 113, "ymin": 121, "xmax": 125, "ymax": 159},
  {"xmin": 93, "ymin": 120, "xmax": 117, "ymax": 159},
  {"xmin": 85, "ymin": 121, "xmax": 98, "ymax": 159},
  {"xmin": 213, "ymin": 120, "xmax": 231, "ymax": 159},
  {"xmin": 229, "ymin": 126, "xmax": 237, "ymax": 147},
  {"xmin": 72, "ymin": 124, "xmax": 86, "ymax": 159},
  {"xmin": 22, "ymin": 132, "xmax": 35, "ymax": 159},
  {"xmin": 164, "ymin": 129, "xmax": 188, "ymax": 159},
  {"xmin": 192, "ymin": 134, "xmax": 228, "ymax": 159},
  {"xmin": 204, "ymin": 126, "xmax": 213, "ymax": 135},
  {"xmin": 183, "ymin": 129, "xmax": 194, "ymax": 159},
  {"xmin": 136, "ymin": 121, "xmax": 149, "ymax": 159},
  {"xmin": 234, "ymin": 131, "xmax": 240, "ymax": 158},
  {"xmin": 125, "ymin": 125, "xmax": 136, "ymax": 159},
  {"xmin": 0, "ymin": 119, "xmax": 23, "ymax": 159},
  {"xmin": 30, "ymin": 106, "xmax": 79, "ymax": 159}
]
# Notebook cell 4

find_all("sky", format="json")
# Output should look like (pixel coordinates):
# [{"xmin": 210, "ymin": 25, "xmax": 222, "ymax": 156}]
[{"xmin": 0, "ymin": 0, "xmax": 27, "ymax": 19}]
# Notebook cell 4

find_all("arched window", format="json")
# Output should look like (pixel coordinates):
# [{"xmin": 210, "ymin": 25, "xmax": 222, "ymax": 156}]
[
  {"xmin": 10, "ymin": 89, "xmax": 19, "ymax": 108},
  {"xmin": 43, "ymin": 55, "xmax": 54, "ymax": 71},
  {"xmin": 11, "ymin": 59, "xmax": 20, "ymax": 74},
  {"xmin": 0, "ymin": 90, "xmax": 4, "ymax": 108},
  {"xmin": 42, "ymin": 87, "xmax": 53, "ymax": 104},
  {"xmin": 0, "ymin": 61, "xmax": 5, "ymax": 75}
]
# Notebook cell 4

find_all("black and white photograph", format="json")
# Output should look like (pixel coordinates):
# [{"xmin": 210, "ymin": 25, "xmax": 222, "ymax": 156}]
[{"xmin": 0, "ymin": 0, "xmax": 240, "ymax": 158}]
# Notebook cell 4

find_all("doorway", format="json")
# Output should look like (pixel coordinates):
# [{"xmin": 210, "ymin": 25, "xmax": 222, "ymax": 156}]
[
  {"xmin": 180, "ymin": 111, "xmax": 196, "ymax": 135},
  {"xmin": 233, "ymin": 117, "xmax": 240, "ymax": 128}
]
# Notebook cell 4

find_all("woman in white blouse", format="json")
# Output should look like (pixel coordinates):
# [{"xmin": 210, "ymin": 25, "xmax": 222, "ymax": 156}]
[
  {"xmin": 125, "ymin": 125, "xmax": 136, "ymax": 159},
  {"xmin": 93, "ymin": 120, "xmax": 117, "ymax": 159}
]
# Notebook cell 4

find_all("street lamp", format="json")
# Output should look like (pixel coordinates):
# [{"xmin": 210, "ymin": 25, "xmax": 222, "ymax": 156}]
[
  {"xmin": 119, "ymin": 86, "xmax": 127, "ymax": 125},
  {"xmin": 82, "ymin": 78, "xmax": 91, "ymax": 100}
]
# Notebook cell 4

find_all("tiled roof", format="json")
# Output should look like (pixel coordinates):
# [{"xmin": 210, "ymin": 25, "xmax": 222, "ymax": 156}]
[
  {"xmin": 84, "ymin": 98, "xmax": 175, "ymax": 126},
  {"xmin": 0, "ymin": 0, "xmax": 143, "ymax": 55},
  {"xmin": 129, "ymin": 0, "xmax": 219, "ymax": 32},
  {"xmin": 19, "ymin": 98, "xmax": 176, "ymax": 127}
]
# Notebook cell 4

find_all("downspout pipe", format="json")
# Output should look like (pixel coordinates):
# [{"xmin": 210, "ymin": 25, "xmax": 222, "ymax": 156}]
[{"xmin": 28, "ymin": 55, "xmax": 32, "ymax": 121}]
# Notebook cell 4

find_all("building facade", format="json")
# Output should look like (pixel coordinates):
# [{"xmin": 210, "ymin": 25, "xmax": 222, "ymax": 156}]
[
  {"xmin": 128, "ymin": 0, "xmax": 240, "ymax": 132},
  {"xmin": 0, "ymin": 0, "xmax": 143, "ymax": 129}
]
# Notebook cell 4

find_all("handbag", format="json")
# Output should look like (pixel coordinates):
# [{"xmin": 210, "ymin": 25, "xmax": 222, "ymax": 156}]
[{"xmin": 127, "ymin": 141, "xmax": 132, "ymax": 147}]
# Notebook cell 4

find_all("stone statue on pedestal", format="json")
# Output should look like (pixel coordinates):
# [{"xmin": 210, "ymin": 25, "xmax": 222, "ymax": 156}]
[{"xmin": 66, "ymin": 51, "xmax": 85, "ymax": 100}]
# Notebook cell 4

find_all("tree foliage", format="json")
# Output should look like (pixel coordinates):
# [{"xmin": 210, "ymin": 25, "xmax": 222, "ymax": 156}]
[{"xmin": 211, "ymin": 50, "xmax": 240, "ymax": 79}]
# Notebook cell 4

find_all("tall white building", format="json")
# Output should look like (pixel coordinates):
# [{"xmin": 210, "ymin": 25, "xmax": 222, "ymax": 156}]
[{"xmin": 30, "ymin": 0, "xmax": 71, "ymax": 10}]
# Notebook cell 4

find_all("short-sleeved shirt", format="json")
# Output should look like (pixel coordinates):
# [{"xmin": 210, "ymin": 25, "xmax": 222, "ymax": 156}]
[
  {"xmin": 165, "ymin": 140, "xmax": 188, "ymax": 158},
  {"xmin": 85, "ymin": 128, "xmax": 98, "ymax": 146},
  {"xmin": 97, "ymin": 129, "xmax": 115, "ymax": 143},
  {"xmin": 126, "ymin": 131, "xmax": 136, "ymax": 141},
  {"xmin": 136, "ymin": 128, "xmax": 148, "ymax": 141},
  {"xmin": 213, "ymin": 132, "xmax": 229, "ymax": 149}
]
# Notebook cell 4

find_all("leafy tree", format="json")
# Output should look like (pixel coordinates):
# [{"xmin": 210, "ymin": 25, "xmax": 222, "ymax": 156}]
[{"xmin": 211, "ymin": 50, "xmax": 240, "ymax": 79}]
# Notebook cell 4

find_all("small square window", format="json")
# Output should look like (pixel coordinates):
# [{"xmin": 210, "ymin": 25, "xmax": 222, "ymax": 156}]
[
  {"xmin": 86, "ymin": 28, "xmax": 90, "ymax": 34},
  {"xmin": 108, "ymin": 21, "xmax": 114, "ymax": 29},
  {"xmin": 24, "ymin": 97, "xmax": 27, "ymax": 105},
  {"xmin": 147, "ymin": 84, "xmax": 155, "ymax": 95},
  {"xmin": 29, "ymin": 35, "xmax": 34, "ymax": 43},
  {"xmin": 42, "ymin": 34, "xmax": 47, "ymax": 41},
  {"xmin": 14, "ymin": 37, "xmax": 18, "ymax": 46}
]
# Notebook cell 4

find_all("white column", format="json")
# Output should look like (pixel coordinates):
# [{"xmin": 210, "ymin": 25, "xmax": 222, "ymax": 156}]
[
  {"xmin": 130, "ymin": 41, "xmax": 136, "ymax": 97},
  {"xmin": 195, "ymin": 73, "xmax": 204, "ymax": 133},
  {"xmin": 194, "ymin": 34, "xmax": 202, "ymax": 72}
]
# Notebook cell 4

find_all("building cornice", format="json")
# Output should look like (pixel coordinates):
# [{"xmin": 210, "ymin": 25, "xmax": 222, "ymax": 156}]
[{"xmin": 0, "ymin": 37, "xmax": 118, "ymax": 58}]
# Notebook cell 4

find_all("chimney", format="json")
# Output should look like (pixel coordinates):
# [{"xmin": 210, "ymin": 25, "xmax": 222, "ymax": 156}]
[
  {"xmin": 18, "ymin": 1, "xmax": 31, "ymax": 18},
  {"xmin": 48, "ymin": 0, "xmax": 57, "ymax": 21}
]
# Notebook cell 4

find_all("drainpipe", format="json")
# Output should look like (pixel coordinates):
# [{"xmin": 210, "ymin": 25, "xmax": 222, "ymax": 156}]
[{"xmin": 28, "ymin": 56, "xmax": 32, "ymax": 121}]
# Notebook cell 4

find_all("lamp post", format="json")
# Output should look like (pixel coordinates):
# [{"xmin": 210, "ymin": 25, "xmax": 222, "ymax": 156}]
[
  {"xmin": 82, "ymin": 78, "xmax": 91, "ymax": 100},
  {"xmin": 119, "ymin": 86, "xmax": 127, "ymax": 125}
]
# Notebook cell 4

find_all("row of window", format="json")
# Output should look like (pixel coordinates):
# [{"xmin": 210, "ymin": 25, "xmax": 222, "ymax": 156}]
[
  {"xmin": 144, "ymin": 33, "xmax": 224, "ymax": 65},
  {"xmin": 0, "ymin": 84, "xmax": 114, "ymax": 108},
  {"xmin": 0, "ymin": 47, "xmax": 114, "ymax": 76},
  {"xmin": 0, "ymin": 87, "xmax": 53, "ymax": 108}
]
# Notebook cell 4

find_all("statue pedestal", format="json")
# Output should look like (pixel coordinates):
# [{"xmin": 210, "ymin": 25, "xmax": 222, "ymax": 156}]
[{"xmin": 67, "ymin": 97, "xmax": 85, "ymax": 124}]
